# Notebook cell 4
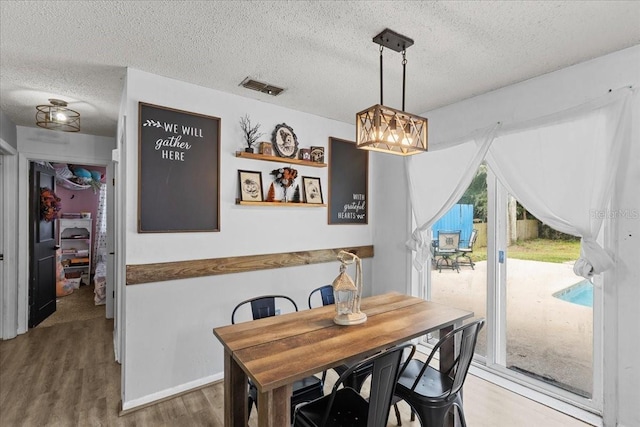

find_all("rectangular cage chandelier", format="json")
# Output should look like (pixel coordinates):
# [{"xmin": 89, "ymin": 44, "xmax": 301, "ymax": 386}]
[{"xmin": 356, "ymin": 29, "xmax": 428, "ymax": 156}]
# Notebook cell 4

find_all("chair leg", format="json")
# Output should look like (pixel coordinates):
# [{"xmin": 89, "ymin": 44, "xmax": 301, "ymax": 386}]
[
  {"xmin": 394, "ymin": 403, "xmax": 402, "ymax": 426},
  {"xmin": 454, "ymin": 403, "xmax": 467, "ymax": 427},
  {"xmin": 456, "ymin": 254, "xmax": 475, "ymax": 270}
]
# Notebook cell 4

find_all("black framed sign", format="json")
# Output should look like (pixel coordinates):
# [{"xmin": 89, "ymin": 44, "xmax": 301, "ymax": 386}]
[
  {"xmin": 138, "ymin": 102, "xmax": 220, "ymax": 232},
  {"xmin": 328, "ymin": 137, "xmax": 368, "ymax": 224}
]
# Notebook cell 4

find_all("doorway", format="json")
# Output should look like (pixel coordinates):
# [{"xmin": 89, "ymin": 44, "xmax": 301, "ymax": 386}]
[{"xmin": 28, "ymin": 160, "xmax": 109, "ymax": 329}]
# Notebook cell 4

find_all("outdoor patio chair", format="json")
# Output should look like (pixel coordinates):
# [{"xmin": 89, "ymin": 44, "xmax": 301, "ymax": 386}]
[
  {"xmin": 393, "ymin": 318, "xmax": 485, "ymax": 427},
  {"xmin": 434, "ymin": 230, "xmax": 461, "ymax": 273},
  {"xmin": 456, "ymin": 229, "xmax": 478, "ymax": 269},
  {"xmin": 231, "ymin": 295, "xmax": 324, "ymax": 420}
]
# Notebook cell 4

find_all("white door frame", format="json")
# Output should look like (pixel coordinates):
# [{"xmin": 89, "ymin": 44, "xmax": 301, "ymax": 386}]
[
  {"xmin": 482, "ymin": 172, "xmax": 603, "ymax": 421},
  {"xmin": 10, "ymin": 150, "xmax": 114, "ymax": 336},
  {"xmin": 0, "ymin": 138, "xmax": 18, "ymax": 339}
]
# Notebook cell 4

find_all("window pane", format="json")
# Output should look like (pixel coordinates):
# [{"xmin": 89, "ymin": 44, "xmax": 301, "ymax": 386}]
[
  {"xmin": 430, "ymin": 165, "xmax": 487, "ymax": 358},
  {"xmin": 504, "ymin": 195, "xmax": 592, "ymax": 398}
]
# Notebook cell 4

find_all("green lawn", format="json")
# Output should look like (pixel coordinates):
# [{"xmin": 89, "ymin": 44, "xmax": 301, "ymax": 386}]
[{"xmin": 472, "ymin": 238, "xmax": 581, "ymax": 263}]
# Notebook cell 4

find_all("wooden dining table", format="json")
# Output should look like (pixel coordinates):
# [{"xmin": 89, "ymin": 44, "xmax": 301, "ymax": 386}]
[{"xmin": 213, "ymin": 292, "xmax": 474, "ymax": 427}]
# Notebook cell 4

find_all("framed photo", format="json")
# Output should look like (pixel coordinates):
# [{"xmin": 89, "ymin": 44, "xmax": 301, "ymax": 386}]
[
  {"xmin": 310, "ymin": 146, "xmax": 325, "ymax": 163},
  {"xmin": 302, "ymin": 176, "xmax": 323, "ymax": 204},
  {"xmin": 271, "ymin": 123, "xmax": 299, "ymax": 158},
  {"xmin": 299, "ymin": 148, "xmax": 311, "ymax": 160},
  {"xmin": 259, "ymin": 141, "xmax": 273, "ymax": 156},
  {"xmin": 238, "ymin": 170, "xmax": 263, "ymax": 202}
]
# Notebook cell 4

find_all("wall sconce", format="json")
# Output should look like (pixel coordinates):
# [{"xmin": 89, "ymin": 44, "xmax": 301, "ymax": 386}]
[
  {"xmin": 36, "ymin": 99, "xmax": 80, "ymax": 132},
  {"xmin": 332, "ymin": 250, "xmax": 367, "ymax": 325},
  {"xmin": 356, "ymin": 28, "xmax": 428, "ymax": 155}
]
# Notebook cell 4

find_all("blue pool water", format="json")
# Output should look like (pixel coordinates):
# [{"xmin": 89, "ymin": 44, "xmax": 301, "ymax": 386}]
[{"xmin": 553, "ymin": 280, "xmax": 593, "ymax": 308}]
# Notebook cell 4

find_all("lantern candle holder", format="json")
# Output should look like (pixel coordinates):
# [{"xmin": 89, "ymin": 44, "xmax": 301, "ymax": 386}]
[{"xmin": 332, "ymin": 250, "xmax": 367, "ymax": 325}]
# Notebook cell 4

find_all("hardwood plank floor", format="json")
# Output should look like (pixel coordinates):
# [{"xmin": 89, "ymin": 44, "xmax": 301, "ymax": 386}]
[{"xmin": 0, "ymin": 317, "xmax": 593, "ymax": 426}]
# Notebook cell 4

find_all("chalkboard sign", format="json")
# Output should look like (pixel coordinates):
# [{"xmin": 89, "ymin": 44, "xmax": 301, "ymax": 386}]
[
  {"xmin": 138, "ymin": 102, "xmax": 220, "ymax": 232},
  {"xmin": 328, "ymin": 137, "xmax": 368, "ymax": 224}
]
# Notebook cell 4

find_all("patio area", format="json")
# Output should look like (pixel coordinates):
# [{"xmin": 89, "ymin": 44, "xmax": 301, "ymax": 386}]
[{"xmin": 431, "ymin": 258, "xmax": 593, "ymax": 396}]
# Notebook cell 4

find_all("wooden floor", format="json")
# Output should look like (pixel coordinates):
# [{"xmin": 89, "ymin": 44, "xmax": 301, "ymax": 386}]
[{"xmin": 0, "ymin": 316, "xmax": 593, "ymax": 427}]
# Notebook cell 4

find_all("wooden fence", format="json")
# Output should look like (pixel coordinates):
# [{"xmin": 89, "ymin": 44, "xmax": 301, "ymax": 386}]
[{"xmin": 471, "ymin": 219, "xmax": 538, "ymax": 248}]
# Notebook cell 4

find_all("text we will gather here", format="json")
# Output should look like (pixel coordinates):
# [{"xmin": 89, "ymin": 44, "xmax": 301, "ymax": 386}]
[{"xmin": 143, "ymin": 119, "xmax": 203, "ymax": 161}]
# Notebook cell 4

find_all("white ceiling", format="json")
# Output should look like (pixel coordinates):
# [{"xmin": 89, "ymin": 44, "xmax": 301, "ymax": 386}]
[{"xmin": 1, "ymin": 1, "xmax": 639, "ymax": 138}]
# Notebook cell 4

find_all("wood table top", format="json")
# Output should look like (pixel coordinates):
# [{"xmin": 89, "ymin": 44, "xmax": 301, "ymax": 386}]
[{"xmin": 213, "ymin": 292, "xmax": 473, "ymax": 393}]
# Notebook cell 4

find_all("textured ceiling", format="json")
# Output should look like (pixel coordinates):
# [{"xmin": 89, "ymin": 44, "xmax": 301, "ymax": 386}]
[{"xmin": 1, "ymin": 1, "xmax": 639, "ymax": 138}]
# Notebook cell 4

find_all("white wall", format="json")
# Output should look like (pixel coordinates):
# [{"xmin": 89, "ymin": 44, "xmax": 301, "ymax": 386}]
[
  {"xmin": 1, "ymin": 111, "xmax": 17, "ymax": 150},
  {"xmin": 396, "ymin": 45, "xmax": 639, "ymax": 426},
  {"xmin": 370, "ymin": 152, "xmax": 412, "ymax": 296},
  {"xmin": 120, "ymin": 68, "xmax": 374, "ymax": 408}
]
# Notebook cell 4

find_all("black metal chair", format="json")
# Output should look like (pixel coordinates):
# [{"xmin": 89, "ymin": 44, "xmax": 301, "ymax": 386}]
[
  {"xmin": 308, "ymin": 285, "xmax": 374, "ymax": 393},
  {"xmin": 307, "ymin": 284, "xmax": 335, "ymax": 309},
  {"xmin": 434, "ymin": 230, "xmax": 462, "ymax": 273},
  {"xmin": 393, "ymin": 319, "xmax": 485, "ymax": 427},
  {"xmin": 456, "ymin": 229, "xmax": 478, "ymax": 269},
  {"xmin": 231, "ymin": 295, "xmax": 324, "ymax": 420},
  {"xmin": 293, "ymin": 343, "xmax": 416, "ymax": 427}
]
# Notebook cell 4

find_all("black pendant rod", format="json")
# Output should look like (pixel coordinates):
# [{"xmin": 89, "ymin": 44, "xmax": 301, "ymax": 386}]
[
  {"xmin": 402, "ymin": 50, "xmax": 407, "ymax": 112},
  {"xmin": 379, "ymin": 45, "xmax": 384, "ymax": 105}
]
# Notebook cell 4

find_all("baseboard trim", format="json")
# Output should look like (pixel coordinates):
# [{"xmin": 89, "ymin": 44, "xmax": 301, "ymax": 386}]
[{"xmin": 119, "ymin": 372, "xmax": 223, "ymax": 415}]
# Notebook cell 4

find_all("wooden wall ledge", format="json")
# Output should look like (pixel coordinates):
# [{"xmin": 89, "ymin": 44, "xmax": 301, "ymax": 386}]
[{"xmin": 126, "ymin": 245, "xmax": 374, "ymax": 285}]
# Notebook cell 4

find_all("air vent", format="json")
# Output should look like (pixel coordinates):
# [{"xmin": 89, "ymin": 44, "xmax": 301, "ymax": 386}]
[{"xmin": 240, "ymin": 77, "xmax": 284, "ymax": 96}]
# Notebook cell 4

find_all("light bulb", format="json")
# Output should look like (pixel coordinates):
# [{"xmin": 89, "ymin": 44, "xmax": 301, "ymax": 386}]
[{"xmin": 55, "ymin": 111, "xmax": 67, "ymax": 122}]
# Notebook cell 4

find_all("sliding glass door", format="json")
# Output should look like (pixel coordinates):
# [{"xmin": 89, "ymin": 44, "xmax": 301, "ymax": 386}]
[{"xmin": 425, "ymin": 165, "xmax": 600, "ymax": 412}]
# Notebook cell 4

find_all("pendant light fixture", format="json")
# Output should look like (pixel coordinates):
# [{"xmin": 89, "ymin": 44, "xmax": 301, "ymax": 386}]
[
  {"xmin": 36, "ymin": 99, "xmax": 80, "ymax": 132},
  {"xmin": 356, "ymin": 29, "xmax": 427, "ymax": 155}
]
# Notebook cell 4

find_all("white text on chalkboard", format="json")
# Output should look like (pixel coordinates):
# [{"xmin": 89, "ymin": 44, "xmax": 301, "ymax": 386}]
[
  {"xmin": 155, "ymin": 135, "xmax": 193, "ymax": 162},
  {"xmin": 144, "ymin": 120, "xmax": 205, "ymax": 139},
  {"xmin": 340, "ymin": 196, "xmax": 366, "ymax": 220}
]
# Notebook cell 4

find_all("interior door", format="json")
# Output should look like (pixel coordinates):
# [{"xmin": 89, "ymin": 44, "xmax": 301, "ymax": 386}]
[{"xmin": 29, "ymin": 162, "xmax": 57, "ymax": 328}]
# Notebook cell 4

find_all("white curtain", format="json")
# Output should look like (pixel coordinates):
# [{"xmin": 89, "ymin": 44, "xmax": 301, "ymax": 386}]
[
  {"xmin": 486, "ymin": 89, "xmax": 633, "ymax": 278},
  {"xmin": 406, "ymin": 124, "xmax": 498, "ymax": 270},
  {"xmin": 407, "ymin": 87, "xmax": 634, "ymax": 278},
  {"xmin": 92, "ymin": 182, "xmax": 107, "ymax": 272}
]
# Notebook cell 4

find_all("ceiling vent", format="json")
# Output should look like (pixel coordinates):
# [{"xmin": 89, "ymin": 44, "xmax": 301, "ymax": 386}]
[{"xmin": 240, "ymin": 77, "xmax": 284, "ymax": 96}]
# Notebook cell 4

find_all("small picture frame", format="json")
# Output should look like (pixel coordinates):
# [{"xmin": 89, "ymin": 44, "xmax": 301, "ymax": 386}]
[
  {"xmin": 302, "ymin": 176, "xmax": 323, "ymax": 204},
  {"xmin": 271, "ymin": 123, "xmax": 299, "ymax": 158},
  {"xmin": 259, "ymin": 141, "xmax": 273, "ymax": 156},
  {"xmin": 310, "ymin": 146, "xmax": 325, "ymax": 163},
  {"xmin": 299, "ymin": 148, "xmax": 311, "ymax": 160},
  {"xmin": 238, "ymin": 170, "xmax": 263, "ymax": 202}
]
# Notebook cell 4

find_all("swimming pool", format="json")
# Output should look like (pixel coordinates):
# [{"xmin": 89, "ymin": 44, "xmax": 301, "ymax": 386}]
[{"xmin": 553, "ymin": 279, "xmax": 593, "ymax": 308}]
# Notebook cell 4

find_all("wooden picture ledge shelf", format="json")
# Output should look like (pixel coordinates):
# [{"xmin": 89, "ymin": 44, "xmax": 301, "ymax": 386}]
[
  {"xmin": 236, "ymin": 199, "xmax": 326, "ymax": 207},
  {"xmin": 235, "ymin": 151, "xmax": 327, "ymax": 168},
  {"xmin": 126, "ymin": 245, "xmax": 374, "ymax": 285}
]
